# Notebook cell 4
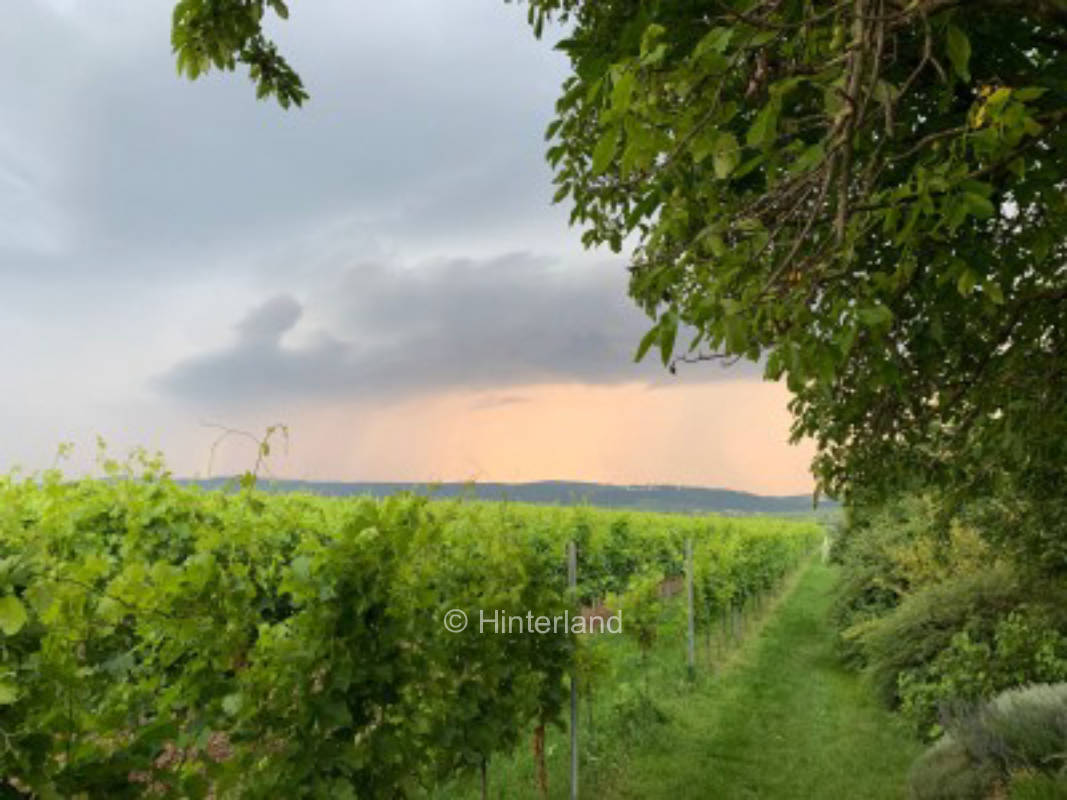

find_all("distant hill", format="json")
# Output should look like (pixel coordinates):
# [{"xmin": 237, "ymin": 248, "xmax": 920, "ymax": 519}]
[{"xmin": 183, "ymin": 478, "xmax": 837, "ymax": 516}]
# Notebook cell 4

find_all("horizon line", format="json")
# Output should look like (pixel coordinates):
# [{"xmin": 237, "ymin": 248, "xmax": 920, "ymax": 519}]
[{"xmin": 179, "ymin": 475, "xmax": 827, "ymax": 500}]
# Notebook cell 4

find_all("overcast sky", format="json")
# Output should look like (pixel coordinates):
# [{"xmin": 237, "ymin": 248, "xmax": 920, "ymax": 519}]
[{"xmin": 1, "ymin": 0, "xmax": 815, "ymax": 493}]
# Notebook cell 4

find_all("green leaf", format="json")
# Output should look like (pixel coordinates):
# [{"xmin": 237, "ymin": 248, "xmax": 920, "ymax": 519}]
[
  {"xmin": 640, "ymin": 43, "xmax": 667, "ymax": 67},
  {"xmin": 746, "ymin": 103, "xmax": 778, "ymax": 149},
  {"xmin": 290, "ymin": 555, "xmax": 312, "ymax": 580},
  {"xmin": 690, "ymin": 132, "xmax": 715, "ymax": 164},
  {"xmin": 748, "ymin": 30, "xmax": 776, "ymax": 48},
  {"xmin": 946, "ymin": 25, "xmax": 971, "ymax": 82},
  {"xmin": 985, "ymin": 87, "xmax": 1012, "ymax": 111},
  {"xmin": 962, "ymin": 192, "xmax": 995, "ymax": 219},
  {"xmin": 222, "ymin": 693, "xmax": 244, "ymax": 716},
  {"xmin": 704, "ymin": 231, "xmax": 727, "ymax": 257},
  {"xmin": 693, "ymin": 27, "xmax": 732, "ymax": 59},
  {"xmin": 789, "ymin": 141, "xmax": 824, "ymax": 174},
  {"xmin": 611, "ymin": 71, "xmax": 636, "ymax": 113},
  {"xmin": 658, "ymin": 312, "xmax": 678, "ymax": 366},
  {"xmin": 634, "ymin": 325, "xmax": 659, "ymax": 362},
  {"xmin": 1015, "ymin": 86, "xmax": 1048, "ymax": 102},
  {"xmin": 0, "ymin": 595, "xmax": 27, "ymax": 636},
  {"xmin": 732, "ymin": 153, "xmax": 765, "ymax": 179},
  {"xmin": 621, "ymin": 122, "xmax": 656, "ymax": 176},
  {"xmin": 591, "ymin": 124, "xmax": 620, "ymax": 175},
  {"xmin": 0, "ymin": 681, "xmax": 16, "ymax": 705},
  {"xmin": 724, "ymin": 316, "xmax": 747, "ymax": 352},
  {"xmin": 957, "ymin": 268, "xmax": 977, "ymax": 296},
  {"xmin": 640, "ymin": 23, "xmax": 666, "ymax": 56},
  {"xmin": 1023, "ymin": 117, "xmax": 1045, "ymax": 136},
  {"xmin": 712, "ymin": 132, "xmax": 740, "ymax": 179}
]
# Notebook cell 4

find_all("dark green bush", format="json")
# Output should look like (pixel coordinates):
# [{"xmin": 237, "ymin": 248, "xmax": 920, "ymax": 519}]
[
  {"xmin": 899, "ymin": 614, "xmax": 1067, "ymax": 736},
  {"xmin": 856, "ymin": 567, "xmax": 1024, "ymax": 708}
]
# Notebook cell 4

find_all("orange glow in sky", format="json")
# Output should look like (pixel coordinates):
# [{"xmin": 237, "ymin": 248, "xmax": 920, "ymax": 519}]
[{"xmin": 203, "ymin": 379, "xmax": 817, "ymax": 495}]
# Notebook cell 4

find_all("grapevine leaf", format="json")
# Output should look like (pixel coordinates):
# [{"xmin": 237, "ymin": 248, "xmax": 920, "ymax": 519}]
[{"xmin": 0, "ymin": 595, "xmax": 27, "ymax": 636}]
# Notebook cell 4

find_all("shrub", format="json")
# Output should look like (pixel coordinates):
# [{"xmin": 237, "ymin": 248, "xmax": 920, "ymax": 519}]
[
  {"xmin": 831, "ymin": 495, "xmax": 991, "ymax": 665},
  {"xmin": 909, "ymin": 683, "xmax": 1067, "ymax": 800},
  {"xmin": 899, "ymin": 614, "xmax": 1067, "ymax": 736},
  {"xmin": 853, "ymin": 567, "xmax": 1023, "ymax": 709},
  {"xmin": 908, "ymin": 734, "xmax": 1001, "ymax": 800},
  {"xmin": 972, "ymin": 683, "xmax": 1067, "ymax": 774}
]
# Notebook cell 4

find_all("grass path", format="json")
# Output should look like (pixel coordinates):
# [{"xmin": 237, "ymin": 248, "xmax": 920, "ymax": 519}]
[{"xmin": 610, "ymin": 560, "xmax": 921, "ymax": 799}]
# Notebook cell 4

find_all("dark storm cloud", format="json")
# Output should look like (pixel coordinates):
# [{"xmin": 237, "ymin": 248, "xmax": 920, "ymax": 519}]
[{"xmin": 156, "ymin": 253, "xmax": 758, "ymax": 407}]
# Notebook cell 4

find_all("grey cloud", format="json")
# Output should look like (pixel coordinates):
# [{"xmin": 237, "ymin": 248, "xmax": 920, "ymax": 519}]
[
  {"xmin": 155, "ymin": 253, "xmax": 758, "ymax": 408},
  {"xmin": 236, "ymin": 294, "xmax": 302, "ymax": 345}
]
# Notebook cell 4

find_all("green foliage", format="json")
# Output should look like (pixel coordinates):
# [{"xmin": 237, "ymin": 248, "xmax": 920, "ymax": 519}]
[
  {"xmin": 171, "ymin": 0, "xmax": 307, "ymax": 107},
  {"xmin": 0, "ymin": 471, "xmax": 568, "ymax": 796},
  {"xmin": 514, "ymin": 0, "xmax": 1067, "ymax": 565},
  {"xmin": 616, "ymin": 570, "xmax": 666, "ymax": 658},
  {"xmin": 0, "ymin": 455, "xmax": 819, "ymax": 797},
  {"xmin": 831, "ymin": 494, "xmax": 1067, "ymax": 738},
  {"xmin": 854, "ymin": 567, "xmax": 1019, "ymax": 706},
  {"xmin": 0, "ymin": 595, "xmax": 28, "ymax": 637},
  {"xmin": 898, "ymin": 613, "xmax": 1067, "ymax": 739},
  {"xmin": 909, "ymin": 683, "xmax": 1067, "ymax": 800},
  {"xmin": 830, "ymin": 495, "xmax": 993, "ymax": 662},
  {"xmin": 907, "ymin": 734, "xmax": 1001, "ymax": 800}
]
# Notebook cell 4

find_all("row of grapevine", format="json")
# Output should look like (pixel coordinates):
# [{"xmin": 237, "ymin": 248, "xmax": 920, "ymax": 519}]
[{"xmin": 0, "ymin": 469, "xmax": 821, "ymax": 798}]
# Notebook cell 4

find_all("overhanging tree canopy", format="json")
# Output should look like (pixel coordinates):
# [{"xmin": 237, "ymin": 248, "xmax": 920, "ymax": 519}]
[{"xmin": 171, "ymin": 0, "xmax": 1067, "ymax": 566}]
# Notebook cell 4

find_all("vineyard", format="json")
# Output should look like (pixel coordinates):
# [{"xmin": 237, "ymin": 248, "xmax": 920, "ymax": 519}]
[{"xmin": 0, "ymin": 461, "xmax": 821, "ymax": 798}]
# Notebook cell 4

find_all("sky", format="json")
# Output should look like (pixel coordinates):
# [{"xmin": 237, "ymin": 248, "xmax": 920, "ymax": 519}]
[{"xmin": 1, "ymin": 0, "xmax": 816, "ymax": 495}]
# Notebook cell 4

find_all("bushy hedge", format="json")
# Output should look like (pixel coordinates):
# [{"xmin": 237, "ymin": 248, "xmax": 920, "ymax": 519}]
[
  {"xmin": 830, "ymin": 496, "xmax": 991, "ymax": 663},
  {"xmin": 832, "ymin": 495, "xmax": 1067, "ymax": 737}
]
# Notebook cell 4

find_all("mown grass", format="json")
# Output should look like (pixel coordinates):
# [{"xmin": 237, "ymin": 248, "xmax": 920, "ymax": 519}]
[
  {"xmin": 608, "ymin": 561, "xmax": 920, "ymax": 799},
  {"xmin": 433, "ymin": 560, "xmax": 920, "ymax": 799}
]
